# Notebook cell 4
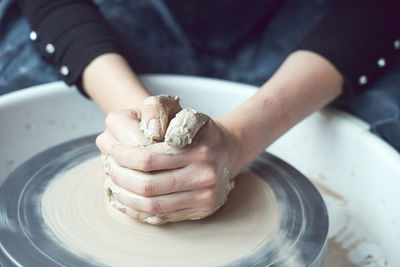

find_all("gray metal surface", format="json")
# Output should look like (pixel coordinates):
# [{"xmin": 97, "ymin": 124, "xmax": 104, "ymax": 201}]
[{"xmin": 0, "ymin": 135, "xmax": 328, "ymax": 267}]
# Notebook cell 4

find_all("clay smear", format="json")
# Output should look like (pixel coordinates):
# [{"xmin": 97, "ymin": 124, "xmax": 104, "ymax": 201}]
[
  {"xmin": 324, "ymin": 239, "xmax": 357, "ymax": 267},
  {"xmin": 42, "ymin": 157, "xmax": 280, "ymax": 267}
]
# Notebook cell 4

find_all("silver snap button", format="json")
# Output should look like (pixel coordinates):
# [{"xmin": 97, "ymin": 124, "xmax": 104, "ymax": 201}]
[
  {"xmin": 45, "ymin": 43, "xmax": 55, "ymax": 54},
  {"xmin": 358, "ymin": 75, "xmax": 368, "ymax": 85},
  {"xmin": 60, "ymin": 66, "xmax": 69, "ymax": 76},
  {"xmin": 394, "ymin": 40, "xmax": 400, "ymax": 50},
  {"xmin": 377, "ymin": 58, "xmax": 386, "ymax": 68},
  {"xmin": 29, "ymin": 31, "xmax": 38, "ymax": 41}
]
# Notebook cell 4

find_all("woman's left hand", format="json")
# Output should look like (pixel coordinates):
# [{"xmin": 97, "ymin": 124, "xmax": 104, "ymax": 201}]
[{"xmin": 96, "ymin": 108, "xmax": 242, "ymax": 224}]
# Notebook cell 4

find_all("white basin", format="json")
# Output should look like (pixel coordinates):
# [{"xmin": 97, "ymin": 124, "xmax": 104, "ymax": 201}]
[{"xmin": 0, "ymin": 75, "xmax": 399, "ymax": 266}]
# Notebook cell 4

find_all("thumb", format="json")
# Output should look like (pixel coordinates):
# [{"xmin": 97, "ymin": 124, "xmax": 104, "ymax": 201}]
[
  {"xmin": 165, "ymin": 108, "xmax": 209, "ymax": 149},
  {"xmin": 139, "ymin": 95, "xmax": 182, "ymax": 141}
]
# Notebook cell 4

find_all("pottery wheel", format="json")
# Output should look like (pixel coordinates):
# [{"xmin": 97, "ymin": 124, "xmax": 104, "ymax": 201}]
[{"xmin": 0, "ymin": 135, "xmax": 328, "ymax": 267}]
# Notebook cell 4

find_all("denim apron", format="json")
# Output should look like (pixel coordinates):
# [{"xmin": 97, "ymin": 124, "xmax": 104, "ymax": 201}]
[{"xmin": 1, "ymin": 0, "xmax": 399, "ymax": 151}]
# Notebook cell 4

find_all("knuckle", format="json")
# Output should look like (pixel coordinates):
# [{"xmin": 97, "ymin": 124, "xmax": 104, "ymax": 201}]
[
  {"xmin": 111, "ymin": 148, "xmax": 123, "ymax": 164},
  {"xmin": 95, "ymin": 134, "xmax": 105, "ymax": 151},
  {"xmin": 138, "ymin": 180, "xmax": 154, "ymax": 197},
  {"xmin": 203, "ymin": 188, "xmax": 215, "ymax": 200},
  {"xmin": 110, "ymin": 171, "xmax": 120, "ymax": 185},
  {"xmin": 95, "ymin": 134, "xmax": 103, "ymax": 148},
  {"xmin": 201, "ymin": 167, "xmax": 218, "ymax": 186},
  {"xmin": 145, "ymin": 199, "xmax": 162, "ymax": 214},
  {"xmin": 127, "ymin": 209, "xmax": 140, "ymax": 220},
  {"xmin": 105, "ymin": 112, "xmax": 118, "ymax": 129},
  {"xmin": 132, "ymin": 213, "xmax": 141, "ymax": 220},
  {"xmin": 198, "ymin": 144, "xmax": 212, "ymax": 160},
  {"xmin": 138, "ymin": 152, "xmax": 153, "ymax": 171},
  {"xmin": 168, "ymin": 172, "xmax": 177, "ymax": 189},
  {"xmin": 199, "ymin": 188, "xmax": 216, "ymax": 207}
]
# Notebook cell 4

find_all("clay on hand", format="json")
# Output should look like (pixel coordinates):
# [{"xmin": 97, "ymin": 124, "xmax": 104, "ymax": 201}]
[{"xmin": 101, "ymin": 95, "xmax": 235, "ymax": 225}]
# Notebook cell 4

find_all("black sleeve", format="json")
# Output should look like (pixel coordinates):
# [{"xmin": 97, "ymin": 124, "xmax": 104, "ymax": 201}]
[
  {"xmin": 298, "ymin": 0, "xmax": 400, "ymax": 94},
  {"xmin": 17, "ymin": 0, "xmax": 122, "ymax": 96}
]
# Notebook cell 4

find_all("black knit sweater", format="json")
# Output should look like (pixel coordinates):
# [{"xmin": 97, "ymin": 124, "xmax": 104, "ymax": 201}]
[{"xmin": 17, "ymin": 0, "xmax": 400, "ymax": 95}]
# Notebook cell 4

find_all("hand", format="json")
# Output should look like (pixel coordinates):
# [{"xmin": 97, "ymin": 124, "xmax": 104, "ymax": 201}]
[{"xmin": 96, "ymin": 96, "xmax": 242, "ymax": 224}]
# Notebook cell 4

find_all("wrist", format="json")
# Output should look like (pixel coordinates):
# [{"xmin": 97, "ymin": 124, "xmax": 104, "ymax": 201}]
[
  {"xmin": 82, "ymin": 53, "xmax": 150, "ymax": 112},
  {"xmin": 214, "ymin": 120, "xmax": 244, "ymax": 174},
  {"xmin": 217, "ymin": 86, "xmax": 292, "ymax": 170},
  {"xmin": 216, "ymin": 117, "xmax": 256, "ymax": 173}
]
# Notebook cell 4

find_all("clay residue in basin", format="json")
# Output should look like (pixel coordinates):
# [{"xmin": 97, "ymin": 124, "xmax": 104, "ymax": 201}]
[{"xmin": 324, "ymin": 239, "xmax": 357, "ymax": 267}]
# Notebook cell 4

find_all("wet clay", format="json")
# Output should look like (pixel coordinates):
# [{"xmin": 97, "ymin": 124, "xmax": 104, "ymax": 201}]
[
  {"xmin": 324, "ymin": 239, "xmax": 357, "ymax": 267},
  {"xmin": 42, "ymin": 157, "xmax": 280, "ymax": 267},
  {"xmin": 311, "ymin": 180, "xmax": 360, "ymax": 267},
  {"xmin": 103, "ymin": 107, "xmax": 216, "ymax": 225}
]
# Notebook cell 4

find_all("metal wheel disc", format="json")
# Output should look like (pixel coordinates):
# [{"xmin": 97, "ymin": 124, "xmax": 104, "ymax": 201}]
[{"xmin": 0, "ymin": 135, "xmax": 328, "ymax": 266}]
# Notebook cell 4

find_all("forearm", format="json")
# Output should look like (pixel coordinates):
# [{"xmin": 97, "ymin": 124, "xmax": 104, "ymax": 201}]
[
  {"xmin": 82, "ymin": 53, "xmax": 151, "ymax": 113},
  {"xmin": 218, "ymin": 50, "xmax": 343, "ymax": 169}
]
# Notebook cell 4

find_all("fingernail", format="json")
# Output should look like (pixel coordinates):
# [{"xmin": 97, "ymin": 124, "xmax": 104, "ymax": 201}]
[
  {"xmin": 129, "ymin": 110, "xmax": 139, "ymax": 119},
  {"xmin": 148, "ymin": 119, "xmax": 159, "ymax": 133}
]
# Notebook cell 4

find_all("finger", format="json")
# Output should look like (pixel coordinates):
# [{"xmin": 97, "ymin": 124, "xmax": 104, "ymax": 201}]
[
  {"xmin": 108, "ymin": 158, "xmax": 216, "ymax": 196},
  {"xmin": 139, "ymin": 95, "xmax": 182, "ymax": 141},
  {"xmin": 165, "ymin": 108, "xmax": 209, "ymax": 149},
  {"xmin": 105, "ymin": 177, "xmax": 162, "ymax": 223},
  {"xmin": 162, "ymin": 208, "xmax": 209, "ymax": 223},
  {"xmin": 114, "ymin": 187, "xmax": 209, "ymax": 214},
  {"xmin": 109, "ymin": 144, "xmax": 193, "ymax": 171},
  {"xmin": 105, "ymin": 110, "xmax": 152, "ymax": 146},
  {"xmin": 108, "ymin": 198, "xmax": 153, "ymax": 222},
  {"xmin": 105, "ymin": 178, "xmax": 211, "ymax": 225},
  {"xmin": 132, "ymin": 208, "xmax": 208, "ymax": 225},
  {"xmin": 96, "ymin": 130, "xmax": 119, "ymax": 154},
  {"xmin": 112, "ymin": 202, "xmax": 203, "ymax": 225}
]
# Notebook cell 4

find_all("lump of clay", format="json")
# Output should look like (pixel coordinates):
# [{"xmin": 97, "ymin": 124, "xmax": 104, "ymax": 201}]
[{"xmin": 139, "ymin": 95, "xmax": 182, "ymax": 141}]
